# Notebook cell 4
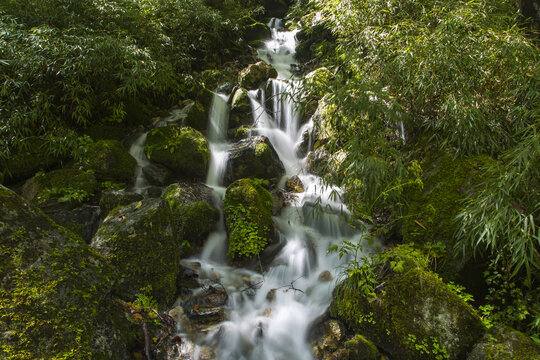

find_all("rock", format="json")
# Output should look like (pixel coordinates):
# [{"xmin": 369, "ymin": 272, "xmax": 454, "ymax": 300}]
[
  {"xmin": 145, "ymin": 126, "xmax": 210, "ymax": 179},
  {"xmin": 42, "ymin": 203, "xmax": 101, "ymax": 243},
  {"xmin": 162, "ymin": 182, "xmax": 219, "ymax": 253},
  {"xmin": 244, "ymin": 21, "xmax": 271, "ymax": 41},
  {"xmin": 0, "ymin": 185, "xmax": 131, "ymax": 358},
  {"xmin": 345, "ymin": 335, "xmax": 381, "ymax": 360},
  {"xmin": 229, "ymin": 87, "xmax": 253, "ymax": 129},
  {"xmin": 224, "ymin": 136, "xmax": 285, "ymax": 185},
  {"xmin": 99, "ymin": 190, "xmax": 143, "ymax": 217},
  {"xmin": 311, "ymin": 319, "xmax": 349, "ymax": 360},
  {"xmin": 92, "ymin": 198, "xmax": 179, "ymax": 304},
  {"xmin": 307, "ymin": 148, "xmax": 330, "ymax": 176},
  {"xmin": 297, "ymin": 127, "xmax": 312, "ymax": 157},
  {"xmin": 21, "ymin": 168, "xmax": 97, "ymax": 204},
  {"xmin": 318, "ymin": 270, "xmax": 333, "ymax": 282},
  {"xmin": 286, "ymin": 175, "xmax": 305, "ymax": 193},
  {"xmin": 0, "ymin": 137, "xmax": 62, "ymax": 185},
  {"xmin": 271, "ymin": 188, "xmax": 285, "ymax": 215},
  {"xmin": 467, "ymin": 325, "xmax": 540, "ymax": 360},
  {"xmin": 330, "ymin": 245, "xmax": 485, "ymax": 360},
  {"xmin": 188, "ymin": 306, "xmax": 226, "ymax": 326},
  {"xmin": 184, "ymin": 101, "xmax": 207, "ymax": 132},
  {"xmin": 266, "ymin": 289, "xmax": 276, "ymax": 302},
  {"xmin": 224, "ymin": 179, "xmax": 274, "ymax": 263},
  {"xmin": 142, "ymin": 163, "xmax": 173, "ymax": 186},
  {"xmin": 238, "ymin": 61, "xmax": 278, "ymax": 90},
  {"xmin": 81, "ymin": 139, "xmax": 137, "ymax": 182}
]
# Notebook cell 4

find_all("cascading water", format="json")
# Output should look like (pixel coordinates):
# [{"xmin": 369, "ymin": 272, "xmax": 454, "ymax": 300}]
[{"xmin": 177, "ymin": 19, "xmax": 369, "ymax": 360}]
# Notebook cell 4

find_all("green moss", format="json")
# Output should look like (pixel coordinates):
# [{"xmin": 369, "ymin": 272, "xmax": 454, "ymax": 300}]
[
  {"xmin": 144, "ymin": 126, "xmax": 210, "ymax": 179},
  {"xmin": 25, "ymin": 168, "xmax": 97, "ymax": 204},
  {"xmin": 0, "ymin": 185, "xmax": 131, "ymax": 359},
  {"xmin": 162, "ymin": 182, "xmax": 219, "ymax": 254},
  {"xmin": 331, "ymin": 245, "xmax": 485, "ymax": 360},
  {"xmin": 345, "ymin": 334, "xmax": 380, "ymax": 360},
  {"xmin": 223, "ymin": 179, "xmax": 273, "ymax": 262},
  {"xmin": 468, "ymin": 325, "xmax": 540, "ymax": 360},
  {"xmin": 184, "ymin": 102, "xmax": 207, "ymax": 132},
  {"xmin": 81, "ymin": 140, "xmax": 137, "ymax": 182}
]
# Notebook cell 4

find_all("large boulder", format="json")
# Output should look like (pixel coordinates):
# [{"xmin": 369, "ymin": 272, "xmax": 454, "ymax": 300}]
[
  {"xmin": 330, "ymin": 245, "xmax": 485, "ymax": 360},
  {"xmin": 184, "ymin": 101, "xmax": 208, "ymax": 132},
  {"xmin": 229, "ymin": 87, "xmax": 253, "ymax": 130},
  {"xmin": 0, "ymin": 137, "xmax": 62, "ymax": 185},
  {"xmin": 467, "ymin": 325, "xmax": 540, "ymax": 360},
  {"xmin": 223, "ymin": 179, "xmax": 274, "ymax": 264},
  {"xmin": 145, "ymin": 126, "xmax": 210, "ymax": 179},
  {"xmin": 81, "ymin": 139, "xmax": 137, "ymax": 182},
  {"xmin": 0, "ymin": 185, "xmax": 131, "ymax": 359},
  {"xmin": 224, "ymin": 136, "xmax": 285, "ymax": 185},
  {"xmin": 91, "ymin": 198, "xmax": 179, "ymax": 305},
  {"xmin": 244, "ymin": 21, "xmax": 271, "ymax": 41},
  {"xmin": 161, "ymin": 182, "xmax": 219, "ymax": 254},
  {"xmin": 238, "ymin": 61, "xmax": 278, "ymax": 90}
]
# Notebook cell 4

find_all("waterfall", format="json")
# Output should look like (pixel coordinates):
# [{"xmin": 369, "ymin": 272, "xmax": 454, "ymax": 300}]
[
  {"xmin": 129, "ymin": 132, "xmax": 151, "ymax": 194},
  {"xmin": 176, "ymin": 19, "xmax": 369, "ymax": 360}
]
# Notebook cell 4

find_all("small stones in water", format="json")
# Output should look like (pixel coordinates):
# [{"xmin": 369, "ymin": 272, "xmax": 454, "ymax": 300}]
[
  {"xmin": 263, "ymin": 307, "xmax": 272, "ymax": 317},
  {"xmin": 318, "ymin": 270, "xmax": 333, "ymax": 282},
  {"xmin": 266, "ymin": 289, "xmax": 276, "ymax": 302},
  {"xmin": 285, "ymin": 175, "xmax": 305, "ymax": 193}
]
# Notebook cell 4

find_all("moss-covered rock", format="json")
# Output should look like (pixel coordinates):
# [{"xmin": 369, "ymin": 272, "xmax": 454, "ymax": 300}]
[
  {"xmin": 0, "ymin": 137, "xmax": 62, "ymax": 185},
  {"xmin": 144, "ymin": 126, "xmax": 210, "ymax": 179},
  {"xmin": 99, "ymin": 190, "xmax": 144, "ymax": 217},
  {"xmin": 162, "ymin": 182, "xmax": 219, "ymax": 254},
  {"xmin": 330, "ymin": 245, "xmax": 485, "ymax": 360},
  {"xmin": 0, "ymin": 185, "xmax": 131, "ymax": 359},
  {"xmin": 345, "ymin": 334, "xmax": 381, "ymax": 360},
  {"xmin": 244, "ymin": 21, "xmax": 271, "ymax": 41},
  {"xmin": 238, "ymin": 61, "xmax": 278, "ymax": 90},
  {"xmin": 230, "ymin": 87, "xmax": 253, "ymax": 129},
  {"xmin": 223, "ymin": 179, "xmax": 273, "ymax": 263},
  {"xmin": 21, "ymin": 168, "xmax": 97, "ymax": 205},
  {"xmin": 224, "ymin": 136, "xmax": 285, "ymax": 185},
  {"xmin": 91, "ymin": 198, "xmax": 179, "ymax": 305},
  {"xmin": 401, "ymin": 152, "xmax": 493, "ymax": 277},
  {"xmin": 81, "ymin": 140, "xmax": 137, "ymax": 182},
  {"xmin": 467, "ymin": 325, "xmax": 540, "ymax": 360},
  {"xmin": 184, "ymin": 101, "xmax": 208, "ymax": 132}
]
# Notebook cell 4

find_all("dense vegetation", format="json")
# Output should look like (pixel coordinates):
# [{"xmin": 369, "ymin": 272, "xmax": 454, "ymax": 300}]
[{"xmin": 292, "ymin": 0, "xmax": 539, "ymax": 338}]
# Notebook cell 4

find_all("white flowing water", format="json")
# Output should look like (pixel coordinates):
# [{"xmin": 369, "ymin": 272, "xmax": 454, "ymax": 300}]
[{"xmin": 176, "ymin": 20, "xmax": 370, "ymax": 360}]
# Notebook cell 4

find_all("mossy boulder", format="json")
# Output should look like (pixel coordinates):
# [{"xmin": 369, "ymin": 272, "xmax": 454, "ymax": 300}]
[
  {"xmin": 0, "ymin": 185, "xmax": 131, "ymax": 359},
  {"xmin": 467, "ymin": 325, "xmax": 540, "ymax": 360},
  {"xmin": 162, "ymin": 182, "xmax": 219, "ymax": 254},
  {"xmin": 230, "ymin": 87, "xmax": 253, "ymax": 129},
  {"xmin": 144, "ymin": 126, "xmax": 210, "ymax": 179},
  {"xmin": 184, "ymin": 101, "xmax": 208, "ymax": 132},
  {"xmin": 21, "ymin": 168, "xmax": 97, "ymax": 205},
  {"xmin": 401, "ymin": 152, "xmax": 493, "ymax": 277},
  {"xmin": 244, "ymin": 21, "xmax": 271, "ymax": 42},
  {"xmin": 330, "ymin": 245, "xmax": 485, "ymax": 360},
  {"xmin": 81, "ymin": 140, "xmax": 137, "ymax": 182},
  {"xmin": 91, "ymin": 198, "xmax": 179, "ymax": 305},
  {"xmin": 0, "ymin": 137, "xmax": 61, "ymax": 185},
  {"xmin": 223, "ymin": 179, "xmax": 274, "ymax": 263},
  {"xmin": 302, "ymin": 67, "xmax": 334, "ymax": 123},
  {"xmin": 224, "ymin": 136, "xmax": 285, "ymax": 185},
  {"xmin": 345, "ymin": 334, "xmax": 381, "ymax": 360},
  {"xmin": 99, "ymin": 190, "xmax": 144, "ymax": 217},
  {"xmin": 238, "ymin": 61, "xmax": 278, "ymax": 90}
]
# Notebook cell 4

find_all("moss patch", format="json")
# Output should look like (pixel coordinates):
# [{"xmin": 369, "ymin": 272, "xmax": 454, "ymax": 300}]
[
  {"xmin": 223, "ymin": 179, "xmax": 273, "ymax": 262},
  {"xmin": 144, "ymin": 126, "xmax": 210, "ymax": 179}
]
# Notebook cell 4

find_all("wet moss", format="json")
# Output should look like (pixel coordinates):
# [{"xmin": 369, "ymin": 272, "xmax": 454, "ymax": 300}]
[
  {"xmin": 223, "ymin": 179, "xmax": 273, "ymax": 262},
  {"xmin": 144, "ymin": 126, "xmax": 210, "ymax": 179},
  {"xmin": 330, "ymin": 245, "xmax": 485, "ymax": 360},
  {"xmin": 468, "ymin": 325, "xmax": 540, "ymax": 360}
]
